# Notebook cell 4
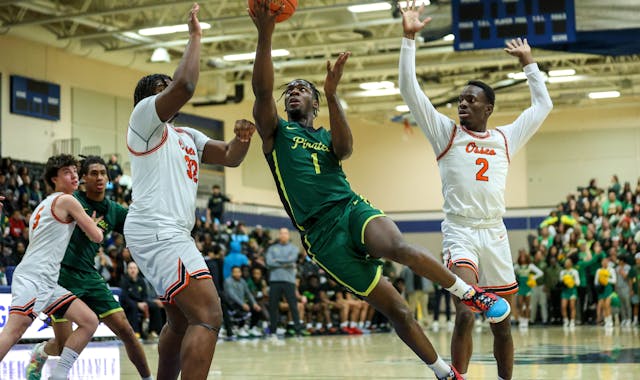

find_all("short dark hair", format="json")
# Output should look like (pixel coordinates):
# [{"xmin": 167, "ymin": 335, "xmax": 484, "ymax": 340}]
[
  {"xmin": 133, "ymin": 74, "xmax": 172, "ymax": 106},
  {"xmin": 79, "ymin": 155, "xmax": 107, "ymax": 178},
  {"xmin": 280, "ymin": 79, "xmax": 322, "ymax": 116},
  {"xmin": 44, "ymin": 154, "xmax": 78, "ymax": 189},
  {"xmin": 467, "ymin": 80, "xmax": 495, "ymax": 105}
]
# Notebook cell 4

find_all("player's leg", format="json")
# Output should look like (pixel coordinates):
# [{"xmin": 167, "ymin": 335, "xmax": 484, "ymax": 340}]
[
  {"xmin": 364, "ymin": 216, "xmax": 509, "ymax": 322},
  {"xmin": 450, "ymin": 265, "xmax": 477, "ymax": 375},
  {"xmin": 490, "ymin": 293, "xmax": 514, "ymax": 380},
  {"xmin": 50, "ymin": 299, "xmax": 99, "ymax": 380},
  {"xmin": 170, "ymin": 278, "xmax": 222, "ymax": 380},
  {"xmin": 157, "ymin": 302, "xmax": 188, "ymax": 380},
  {"xmin": 365, "ymin": 278, "xmax": 457, "ymax": 379},
  {"xmin": 0, "ymin": 313, "xmax": 33, "ymax": 359},
  {"xmin": 102, "ymin": 311, "xmax": 152, "ymax": 378}
]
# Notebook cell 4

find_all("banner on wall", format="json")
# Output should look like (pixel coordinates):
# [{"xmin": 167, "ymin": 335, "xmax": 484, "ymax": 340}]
[
  {"xmin": 0, "ymin": 293, "xmax": 117, "ymax": 340},
  {"xmin": 1, "ymin": 342, "xmax": 120, "ymax": 380}
]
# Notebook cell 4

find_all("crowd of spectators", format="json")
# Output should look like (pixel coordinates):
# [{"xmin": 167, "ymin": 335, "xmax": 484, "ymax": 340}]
[{"xmin": 519, "ymin": 175, "xmax": 640, "ymax": 329}]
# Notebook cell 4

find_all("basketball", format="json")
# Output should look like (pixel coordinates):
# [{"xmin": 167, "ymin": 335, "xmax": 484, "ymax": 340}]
[{"xmin": 249, "ymin": 0, "xmax": 298, "ymax": 23}]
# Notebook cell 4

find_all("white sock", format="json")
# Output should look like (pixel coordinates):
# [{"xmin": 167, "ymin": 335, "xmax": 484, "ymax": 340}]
[
  {"xmin": 340, "ymin": 321, "xmax": 348, "ymax": 328},
  {"xmin": 498, "ymin": 376, "xmax": 506, "ymax": 380},
  {"xmin": 36, "ymin": 342, "xmax": 49, "ymax": 358},
  {"xmin": 349, "ymin": 321, "xmax": 357, "ymax": 328},
  {"xmin": 446, "ymin": 276, "xmax": 473, "ymax": 299},
  {"xmin": 142, "ymin": 376, "xmax": 154, "ymax": 380},
  {"xmin": 460, "ymin": 373, "xmax": 468, "ymax": 380},
  {"xmin": 50, "ymin": 347, "xmax": 79, "ymax": 380},
  {"xmin": 427, "ymin": 356, "xmax": 452, "ymax": 378},
  {"xmin": 364, "ymin": 320, "xmax": 371, "ymax": 328},
  {"xmin": 315, "ymin": 322, "xmax": 322, "ymax": 330}
]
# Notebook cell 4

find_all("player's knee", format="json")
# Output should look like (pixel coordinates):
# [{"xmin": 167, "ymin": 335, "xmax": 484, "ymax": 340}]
[
  {"xmin": 455, "ymin": 308, "xmax": 475, "ymax": 328},
  {"xmin": 388, "ymin": 302, "xmax": 413, "ymax": 326}
]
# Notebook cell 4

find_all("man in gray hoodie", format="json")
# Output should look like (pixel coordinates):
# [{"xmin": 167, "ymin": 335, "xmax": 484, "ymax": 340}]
[{"xmin": 267, "ymin": 227, "xmax": 301, "ymax": 336}]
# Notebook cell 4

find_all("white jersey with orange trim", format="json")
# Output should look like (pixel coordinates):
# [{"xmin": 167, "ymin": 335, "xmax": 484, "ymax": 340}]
[
  {"xmin": 125, "ymin": 94, "xmax": 209, "ymax": 241},
  {"xmin": 399, "ymin": 37, "xmax": 553, "ymax": 225},
  {"xmin": 13, "ymin": 192, "xmax": 76, "ymax": 288}
]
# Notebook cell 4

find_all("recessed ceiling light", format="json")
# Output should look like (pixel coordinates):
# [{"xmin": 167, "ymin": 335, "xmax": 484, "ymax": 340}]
[
  {"xmin": 223, "ymin": 49, "xmax": 290, "ymax": 62},
  {"xmin": 588, "ymin": 91, "xmax": 620, "ymax": 99},
  {"xmin": 139, "ymin": 23, "xmax": 211, "ymax": 36}
]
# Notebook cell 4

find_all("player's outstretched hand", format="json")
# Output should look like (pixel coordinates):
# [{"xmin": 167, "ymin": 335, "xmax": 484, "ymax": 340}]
[
  {"xmin": 248, "ymin": 0, "xmax": 281, "ymax": 35},
  {"xmin": 187, "ymin": 3, "xmax": 202, "ymax": 38},
  {"xmin": 399, "ymin": 0, "xmax": 432, "ymax": 38},
  {"xmin": 234, "ymin": 119, "xmax": 257, "ymax": 143},
  {"xmin": 324, "ymin": 51, "xmax": 351, "ymax": 97},
  {"xmin": 504, "ymin": 38, "xmax": 534, "ymax": 67}
]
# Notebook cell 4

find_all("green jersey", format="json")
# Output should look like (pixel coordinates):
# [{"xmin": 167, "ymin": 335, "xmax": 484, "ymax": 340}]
[
  {"xmin": 61, "ymin": 191, "xmax": 128, "ymax": 273},
  {"xmin": 266, "ymin": 118, "xmax": 354, "ymax": 231}
]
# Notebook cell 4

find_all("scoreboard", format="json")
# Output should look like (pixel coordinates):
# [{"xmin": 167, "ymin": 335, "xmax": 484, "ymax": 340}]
[
  {"xmin": 10, "ymin": 75, "xmax": 61, "ymax": 121},
  {"xmin": 452, "ymin": 0, "xmax": 576, "ymax": 51}
]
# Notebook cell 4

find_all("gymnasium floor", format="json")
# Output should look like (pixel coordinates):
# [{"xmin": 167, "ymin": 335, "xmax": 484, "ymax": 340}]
[{"xmin": 4, "ymin": 324, "xmax": 639, "ymax": 379}]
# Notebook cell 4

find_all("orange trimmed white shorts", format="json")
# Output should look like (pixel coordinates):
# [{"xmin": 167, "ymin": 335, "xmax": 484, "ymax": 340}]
[
  {"xmin": 10, "ymin": 273, "xmax": 76, "ymax": 320},
  {"xmin": 442, "ymin": 218, "xmax": 518, "ymax": 296},
  {"xmin": 127, "ymin": 233, "xmax": 212, "ymax": 304}
]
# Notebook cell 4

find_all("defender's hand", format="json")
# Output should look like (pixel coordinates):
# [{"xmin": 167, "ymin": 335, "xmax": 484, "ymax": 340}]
[
  {"xmin": 399, "ymin": 0, "xmax": 432, "ymax": 39},
  {"xmin": 504, "ymin": 38, "xmax": 534, "ymax": 66},
  {"xmin": 234, "ymin": 119, "xmax": 256, "ymax": 143}
]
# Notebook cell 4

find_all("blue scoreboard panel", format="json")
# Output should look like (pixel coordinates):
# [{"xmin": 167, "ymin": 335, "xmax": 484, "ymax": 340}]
[
  {"xmin": 10, "ymin": 75, "xmax": 60, "ymax": 121},
  {"xmin": 452, "ymin": 0, "xmax": 576, "ymax": 51}
]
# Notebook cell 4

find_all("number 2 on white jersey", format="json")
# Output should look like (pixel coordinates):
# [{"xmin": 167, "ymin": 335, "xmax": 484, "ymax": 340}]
[{"xmin": 475, "ymin": 158, "xmax": 489, "ymax": 181}]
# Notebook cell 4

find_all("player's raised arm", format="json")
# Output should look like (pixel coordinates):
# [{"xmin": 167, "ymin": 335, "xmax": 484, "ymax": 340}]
[
  {"xmin": 59, "ymin": 195, "xmax": 104, "ymax": 243},
  {"xmin": 201, "ymin": 119, "xmax": 257, "ymax": 167},
  {"xmin": 324, "ymin": 52, "xmax": 353, "ymax": 160},
  {"xmin": 398, "ymin": 1, "xmax": 456, "ymax": 154},
  {"xmin": 249, "ymin": 0, "xmax": 281, "ymax": 153},
  {"xmin": 154, "ymin": 3, "xmax": 202, "ymax": 122},
  {"xmin": 498, "ymin": 38, "xmax": 552, "ymax": 154}
]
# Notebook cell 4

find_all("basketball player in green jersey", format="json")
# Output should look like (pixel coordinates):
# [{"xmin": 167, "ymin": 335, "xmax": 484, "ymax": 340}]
[
  {"xmin": 26, "ymin": 156, "xmax": 153, "ymax": 380},
  {"xmin": 250, "ymin": 2, "xmax": 509, "ymax": 379}
]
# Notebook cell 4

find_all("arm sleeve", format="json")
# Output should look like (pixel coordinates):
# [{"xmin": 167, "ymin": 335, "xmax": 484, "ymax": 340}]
[
  {"xmin": 224, "ymin": 280, "xmax": 244, "ymax": 306},
  {"xmin": 180, "ymin": 126, "xmax": 209, "ymax": 161},
  {"xmin": 127, "ymin": 95, "xmax": 166, "ymax": 153},
  {"xmin": 573, "ymin": 270, "xmax": 580, "ymax": 287},
  {"xmin": 495, "ymin": 63, "xmax": 553, "ymax": 157},
  {"xmin": 265, "ymin": 247, "xmax": 281, "ymax": 268},
  {"xmin": 530, "ymin": 264, "xmax": 544, "ymax": 279},
  {"xmin": 609, "ymin": 268, "xmax": 617, "ymax": 284},
  {"xmin": 398, "ymin": 38, "xmax": 457, "ymax": 156}
]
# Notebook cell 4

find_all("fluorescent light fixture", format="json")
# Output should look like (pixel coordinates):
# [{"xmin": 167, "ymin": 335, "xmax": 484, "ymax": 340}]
[
  {"xmin": 139, "ymin": 22, "xmax": 211, "ymax": 36},
  {"xmin": 359, "ymin": 81, "xmax": 394, "ymax": 90},
  {"xmin": 348, "ymin": 2, "xmax": 391, "ymax": 13},
  {"xmin": 150, "ymin": 47, "xmax": 170, "ymax": 63},
  {"xmin": 548, "ymin": 69, "xmax": 576, "ymax": 77},
  {"xmin": 353, "ymin": 88, "xmax": 401, "ymax": 97},
  {"xmin": 395, "ymin": 105, "xmax": 410, "ymax": 112},
  {"xmin": 588, "ymin": 91, "xmax": 620, "ymax": 99},
  {"xmin": 223, "ymin": 49, "xmax": 290, "ymax": 61},
  {"xmin": 507, "ymin": 72, "xmax": 527, "ymax": 80},
  {"xmin": 547, "ymin": 75, "xmax": 581, "ymax": 83},
  {"xmin": 443, "ymin": 33, "xmax": 455, "ymax": 41}
]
